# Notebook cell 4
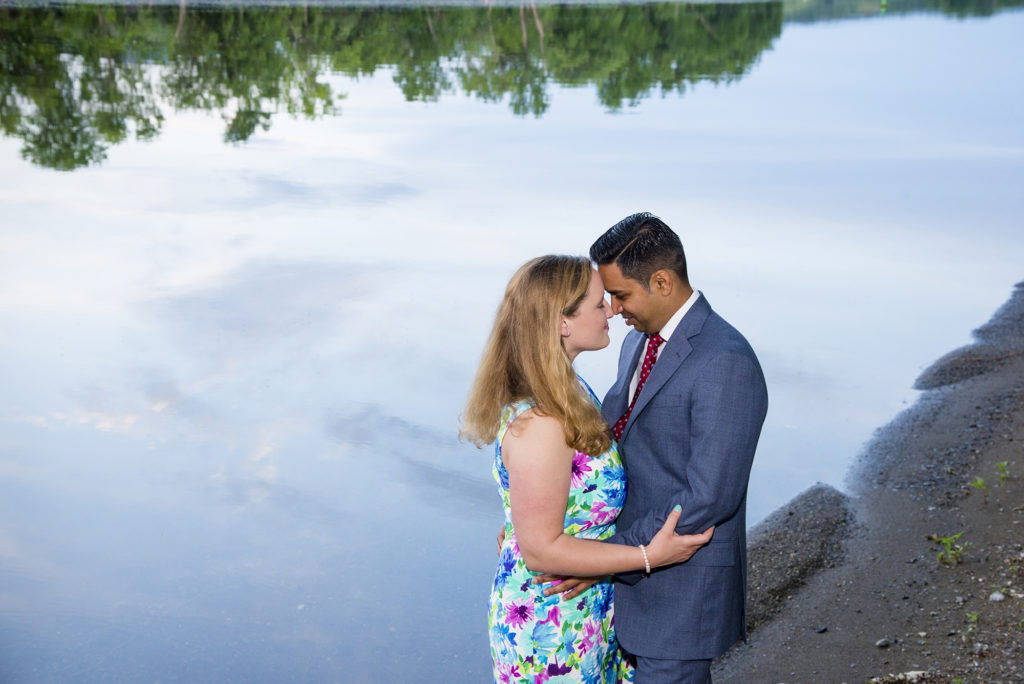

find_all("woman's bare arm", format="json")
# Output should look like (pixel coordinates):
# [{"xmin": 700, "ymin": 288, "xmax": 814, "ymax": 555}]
[{"xmin": 503, "ymin": 410, "xmax": 711, "ymax": 576}]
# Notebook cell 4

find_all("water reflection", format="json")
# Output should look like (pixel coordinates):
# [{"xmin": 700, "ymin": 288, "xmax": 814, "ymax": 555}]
[
  {"xmin": 3, "ymin": 1, "xmax": 805, "ymax": 168},
  {"xmin": 2, "ymin": 0, "xmax": 1024, "ymax": 681},
  {"xmin": 8, "ymin": 1, "xmax": 1024, "ymax": 170},
  {"xmin": 9, "ymin": 0, "xmax": 1024, "ymax": 171}
]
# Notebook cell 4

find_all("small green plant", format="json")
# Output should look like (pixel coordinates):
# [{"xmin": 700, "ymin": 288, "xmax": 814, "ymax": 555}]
[
  {"xmin": 997, "ymin": 461, "xmax": 1010, "ymax": 486},
  {"xmin": 971, "ymin": 476, "xmax": 988, "ymax": 501},
  {"xmin": 966, "ymin": 611, "xmax": 980, "ymax": 636},
  {"xmin": 927, "ymin": 532, "xmax": 969, "ymax": 565}
]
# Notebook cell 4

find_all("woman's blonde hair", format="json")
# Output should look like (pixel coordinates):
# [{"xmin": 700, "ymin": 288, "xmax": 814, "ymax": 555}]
[{"xmin": 461, "ymin": 255, "xmax": 611, "ymax": 456}]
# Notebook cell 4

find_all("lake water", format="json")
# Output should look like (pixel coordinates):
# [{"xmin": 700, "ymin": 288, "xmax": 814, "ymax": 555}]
[{"xmin": 1, "ymin": 0, "xmax": 1022, "ymax": 680}]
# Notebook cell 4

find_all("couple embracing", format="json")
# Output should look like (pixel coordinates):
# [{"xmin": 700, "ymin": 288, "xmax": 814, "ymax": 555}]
[{"xmin": 462, "ymin": 212, "xmax": 768, "ymax": 683}]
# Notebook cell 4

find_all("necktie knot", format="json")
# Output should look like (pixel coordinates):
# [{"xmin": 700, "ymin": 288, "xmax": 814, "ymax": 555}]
[{"xmin": 611, "ymin": 333, "xmax": 666, "ymax": 441}]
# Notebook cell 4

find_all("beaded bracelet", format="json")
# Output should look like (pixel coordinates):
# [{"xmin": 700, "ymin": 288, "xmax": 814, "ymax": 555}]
[{"xmin": 638, "ymin": 544, "xmax": 651, "ymax": 574}]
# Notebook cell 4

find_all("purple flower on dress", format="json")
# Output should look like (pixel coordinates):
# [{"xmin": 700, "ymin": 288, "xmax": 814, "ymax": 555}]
[
  {"xmin": 578, "ymin": 619, "xmax": 601, "ymax": 655},
  {"xmin": 570, "ymin": 452, "xmax": 592, "ymax": 488},
  {"xmin": 505, "ymin": 598, "xmax": 534, "ymax": 629},
  {"xmin": 539, "ymin": 605, "xmax": 561, "ymax": 627},
  {"xmin": 589, "ymin": 501, "xmax": 616, "ymax": 525},
  {"xmin": 497, "ymin": 662, "xmax": 522, "ymax": 683},
  {"xmin": 547, "ymin": 661, "xmax": 573, "ymax": 676}
]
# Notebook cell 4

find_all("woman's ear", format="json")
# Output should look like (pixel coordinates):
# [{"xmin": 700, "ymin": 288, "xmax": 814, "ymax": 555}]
[{"xmin": 560, "ymin": 319, "xmax": 571, "ymax": 338}]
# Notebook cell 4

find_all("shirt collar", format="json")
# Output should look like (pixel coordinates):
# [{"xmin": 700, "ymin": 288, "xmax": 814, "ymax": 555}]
[{"xmin": 656, "ymin": 289, "xmax": 700, "ymax": 342}]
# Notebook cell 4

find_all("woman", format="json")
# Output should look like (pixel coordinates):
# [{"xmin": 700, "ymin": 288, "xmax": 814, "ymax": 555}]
[{"xmin": 462, "ymin": 255, "xmax": 712, "ymax": 683}]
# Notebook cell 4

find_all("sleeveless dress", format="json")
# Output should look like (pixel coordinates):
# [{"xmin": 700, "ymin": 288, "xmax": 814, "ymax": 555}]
[{"xmin": 488, "ymin": 379, "xmax": 635, "ymax": 683}]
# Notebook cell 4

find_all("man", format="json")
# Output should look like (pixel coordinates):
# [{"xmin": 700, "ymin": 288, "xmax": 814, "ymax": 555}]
[{"xmin": 589, "ymin": 212, "xmax": 767, "ymax": 682}]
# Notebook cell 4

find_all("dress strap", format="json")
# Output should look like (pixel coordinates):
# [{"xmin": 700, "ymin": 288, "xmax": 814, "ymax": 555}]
[
  {"xmin": 575, "ymin": 375, "xmax": 602, "ymax": 408},
  {"xmin": 497, "ymin": 399, "xmax": 536, "ymax": 445}
]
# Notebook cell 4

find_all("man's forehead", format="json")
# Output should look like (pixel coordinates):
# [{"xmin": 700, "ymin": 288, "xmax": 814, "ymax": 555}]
[{"xmin": 598, "ymin": 265, "xmax": 635, "ymax": 291}]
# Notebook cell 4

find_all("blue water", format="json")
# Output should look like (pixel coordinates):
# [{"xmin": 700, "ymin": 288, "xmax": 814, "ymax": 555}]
[{"xmin": 1, "ymin": 2, "xmax": 1022, "ymax": 680}]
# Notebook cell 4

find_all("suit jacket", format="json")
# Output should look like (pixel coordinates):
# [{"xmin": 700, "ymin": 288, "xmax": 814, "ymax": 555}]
[{"xmin": 605, "ymin": 293, "xmax": 768, "ymax": 660}]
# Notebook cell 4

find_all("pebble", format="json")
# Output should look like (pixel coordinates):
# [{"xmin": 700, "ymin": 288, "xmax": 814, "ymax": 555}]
[
  {"xmin": 876, "ymin": 638, "xmax": 891, "ymax": 648},
  {"xmin": 816, "ymin": 626, "xmax": 828, "ymax": 633},
  {"xmin": 989, "ymin": 590, "xmax": 1005, "ymax": 602}
]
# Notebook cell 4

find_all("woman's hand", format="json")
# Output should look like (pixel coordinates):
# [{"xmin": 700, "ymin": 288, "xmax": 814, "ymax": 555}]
[{"xmin": 645, "ymin": 505, "xmax": 714, "ymax": 568}]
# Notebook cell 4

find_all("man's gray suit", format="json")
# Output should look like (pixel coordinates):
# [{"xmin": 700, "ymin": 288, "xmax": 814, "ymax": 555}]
[{"xmin": 604, "ymin": 293, "xmax": 768, "ymax": 662}]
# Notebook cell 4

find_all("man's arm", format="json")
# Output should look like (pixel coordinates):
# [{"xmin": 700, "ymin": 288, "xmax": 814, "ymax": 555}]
[{"xmin": 612, "ymin": 350, "xmax": 767, "ymax": 547}]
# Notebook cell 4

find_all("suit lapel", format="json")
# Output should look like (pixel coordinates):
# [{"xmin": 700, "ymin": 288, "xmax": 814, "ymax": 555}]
[
  {"xmin": 619, "ymin": 294, "xmax": 712, "ymax": 440},
  {"xmin": 603, "ymin": 330, "xmax": 645, "ymax": 424}
]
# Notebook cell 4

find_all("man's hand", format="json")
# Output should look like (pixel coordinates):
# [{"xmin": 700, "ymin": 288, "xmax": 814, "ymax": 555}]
[
  {"xmin": 532, "ymin": 574, "xmax": 603, "ymax": 600},
  {"xmin": 496, "ymin": 525, "xmax": 506, "ymax": 554}
]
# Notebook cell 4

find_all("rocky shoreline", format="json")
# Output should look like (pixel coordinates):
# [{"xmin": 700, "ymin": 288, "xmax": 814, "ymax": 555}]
[{"xmin": 713, "ymin": 281, "xmax": 1024, "ymax": 683}]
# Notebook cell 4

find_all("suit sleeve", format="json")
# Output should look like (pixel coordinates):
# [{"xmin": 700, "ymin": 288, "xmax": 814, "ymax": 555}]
[{"xmin": 611, "ymin": 350, "xmax": 768, "ymax": 547}]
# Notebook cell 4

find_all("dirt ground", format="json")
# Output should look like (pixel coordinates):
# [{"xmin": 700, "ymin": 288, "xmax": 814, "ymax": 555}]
[{"xmin": 712, "ymin": 282, "xmax": 1024, "ymax": 684}]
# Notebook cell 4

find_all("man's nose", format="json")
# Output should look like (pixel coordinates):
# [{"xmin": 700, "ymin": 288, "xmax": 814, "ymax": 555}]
[{"xmin": 609, "ymin": 297, "xmax": 623, "ymax": 314}]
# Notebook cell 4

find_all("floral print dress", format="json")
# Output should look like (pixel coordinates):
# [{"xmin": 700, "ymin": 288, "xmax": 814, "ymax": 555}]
[{"xmin": 488, "ymin": 380, "xmax": 634, "ymax": 683}]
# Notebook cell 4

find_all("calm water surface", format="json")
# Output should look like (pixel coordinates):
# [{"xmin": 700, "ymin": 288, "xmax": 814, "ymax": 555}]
[{"xmin": 1, "ymin": 1, "xmax": 1023, "ymax": 680}]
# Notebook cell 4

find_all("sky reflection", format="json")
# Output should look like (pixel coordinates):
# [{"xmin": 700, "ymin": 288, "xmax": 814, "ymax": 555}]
[{"xmin": 1, "ymin": 3, "xmax": 1023, "ymax": 681}]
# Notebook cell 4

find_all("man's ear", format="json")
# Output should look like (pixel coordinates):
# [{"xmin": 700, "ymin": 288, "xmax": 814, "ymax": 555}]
[{"xmin": 649, "ymin": 269, "xmax": 674, "ymax": 296}]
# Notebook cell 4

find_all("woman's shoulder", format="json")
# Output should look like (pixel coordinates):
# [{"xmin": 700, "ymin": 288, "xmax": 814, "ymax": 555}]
[{"xmin": 502, "ymin": 405, "xmax": 565, "ymax": 445}]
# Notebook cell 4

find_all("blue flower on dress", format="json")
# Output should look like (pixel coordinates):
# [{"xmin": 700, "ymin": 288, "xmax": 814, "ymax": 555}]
[
  {"xmin": 493, "ymin": 546, "xmax": 516, "ymax": 589},
  {"xmin": 581, "ymin": 654, "xmax": 603, "ymax": 684},
  {"xmin": 531, "ymin": 621, "xmax": 559, "ymax": 657},
  {"xmin": 492, "ymin": 622, "xmax": 518, "ymax": 661}
]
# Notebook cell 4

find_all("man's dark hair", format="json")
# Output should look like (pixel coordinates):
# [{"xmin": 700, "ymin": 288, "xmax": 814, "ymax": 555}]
[{"xmin": 589, "ymin": 212, "xmax": 688, "ymax": 289}]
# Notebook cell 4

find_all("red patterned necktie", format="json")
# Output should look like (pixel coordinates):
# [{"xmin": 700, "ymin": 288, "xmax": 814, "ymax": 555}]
[{"xmin": 611, "ymin": 333, "xmax": 665, "ymax": 441}]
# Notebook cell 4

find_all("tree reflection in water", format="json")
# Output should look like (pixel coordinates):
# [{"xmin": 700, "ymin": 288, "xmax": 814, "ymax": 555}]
[
  {"xmin": 2, "ymin": 2, "xmax": 786, "ymax": 169},
  {"xmin": 2, "ymin": 0, "xmax": 1020, "ymax": 170}
]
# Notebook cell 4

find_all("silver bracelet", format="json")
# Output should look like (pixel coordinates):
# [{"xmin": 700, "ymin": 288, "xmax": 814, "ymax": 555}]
[{"xmin": 638, "ymin": 544, "xmax": 651, "ymax": 574}]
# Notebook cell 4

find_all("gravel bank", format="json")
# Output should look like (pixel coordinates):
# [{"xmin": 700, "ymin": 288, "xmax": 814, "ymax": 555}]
[{"xmin": 713, "ymin": 281, "xmax": 1024, "ymax": 683}]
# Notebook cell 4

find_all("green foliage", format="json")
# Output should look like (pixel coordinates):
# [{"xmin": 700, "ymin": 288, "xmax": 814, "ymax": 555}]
[
  {"xmin": 970, "ymin": 476, "xmax": 988, "ymax": 500},
  {"xmin": 4, "ymin": 0, "xmax": 1020, "ymax": 170},
  {"xmin": 927, "ymin": 531, "xmax": 969, "ymax": 565},
  {"xmin": 997, "ymin": 460, "xmax": 1010, "ymax": 486},
  {"xmin": 0, "ymin": 2, "xmax": 782, "ymax": 169},
  {"xmin": 783, "ymin": 0, "xmax": 1024, "ymax": 22},
  {"xmin": 966, "ymin": 610, "xmax": 980, "ymax": 635}
]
